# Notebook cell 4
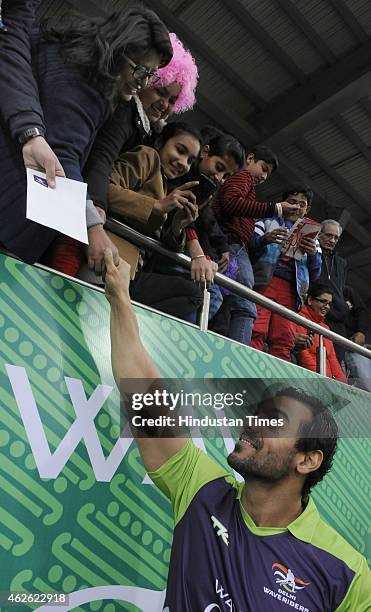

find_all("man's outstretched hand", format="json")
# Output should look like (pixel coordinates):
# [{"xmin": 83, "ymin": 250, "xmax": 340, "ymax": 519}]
[{"xmin": 103, "ymin": 249, "xmax": 131, "ymax": 304}]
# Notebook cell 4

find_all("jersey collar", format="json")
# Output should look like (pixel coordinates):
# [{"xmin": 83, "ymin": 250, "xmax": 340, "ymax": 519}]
[{"xmin": 237, "ymin": 483, "xmax": 321, "ymax": 542}]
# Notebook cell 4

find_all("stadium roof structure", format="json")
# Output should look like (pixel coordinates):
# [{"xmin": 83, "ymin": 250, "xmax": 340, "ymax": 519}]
[{"xmin": 38, "ymin": 0, "xmax": 371, "ymax": 313}]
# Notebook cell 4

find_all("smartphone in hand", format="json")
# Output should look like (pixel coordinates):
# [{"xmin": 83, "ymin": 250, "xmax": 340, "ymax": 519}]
[{"xmin": 190, "ymin": 174, "xmax": 217, "ymax": 207}]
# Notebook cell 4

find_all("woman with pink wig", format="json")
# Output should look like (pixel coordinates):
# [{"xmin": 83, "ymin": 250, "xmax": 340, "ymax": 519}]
[
  {"xmin": 83, "ymin": 32, "xmax": 198, "ymax": 217},
  {"xmin": 140, "ymin": 32, "xmax": 198, "ymax": 128}
]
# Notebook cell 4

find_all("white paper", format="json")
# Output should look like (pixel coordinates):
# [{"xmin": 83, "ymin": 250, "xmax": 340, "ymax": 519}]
[{"xmin": 26, "ymin": 169, "xmax": 88, "ymax": 244}]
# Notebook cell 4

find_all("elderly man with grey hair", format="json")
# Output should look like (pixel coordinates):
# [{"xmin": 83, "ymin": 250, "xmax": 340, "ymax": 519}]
[{"xmin": 317, "ymin": 219, "xmax": 348, "ymax": 363}]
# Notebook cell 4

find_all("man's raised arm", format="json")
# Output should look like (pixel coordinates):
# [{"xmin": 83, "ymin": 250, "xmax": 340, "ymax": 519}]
[{"xmin": 103, "ymin": 250, "xmax": 187, "ymax": 472}]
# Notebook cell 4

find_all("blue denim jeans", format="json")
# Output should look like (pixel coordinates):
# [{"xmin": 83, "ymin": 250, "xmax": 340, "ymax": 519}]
[
  {"xmin": 344, "ymin": 350, "xmax": 371, "ymax": 393},
  {"xmin": 226, "ymin": 243, "xmax": 257, "ymax": 345}
]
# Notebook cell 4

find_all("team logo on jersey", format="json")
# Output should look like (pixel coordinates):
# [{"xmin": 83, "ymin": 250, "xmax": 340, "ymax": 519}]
[
  {"xmin": 272, "ymin": 563, "xmax": 311, "ymax": 593},
  {"xmin": 211, "ymin": 515, "xmax": 229, "ymax": 546}
]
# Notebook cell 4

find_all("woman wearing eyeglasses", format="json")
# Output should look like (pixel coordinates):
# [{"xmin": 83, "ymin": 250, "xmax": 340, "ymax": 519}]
[
  {"xmin": 0, "ymin": 4, "xmax": 172, "ymax": 273},
  {"xmin": 78, "ymin": 33, "xmax": 198, "ymax": 279},
  {"xmin": 49, "ymin": 31, "xmax": 198, "ymax": 278},
  {"xmin": 291, "ymin": 283, "xmax": 348, "ymax": 382}
]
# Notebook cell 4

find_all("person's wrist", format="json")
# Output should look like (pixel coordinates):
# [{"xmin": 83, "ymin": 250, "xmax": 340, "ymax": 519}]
[
  {"xmin": 191, "ymin": 254, "xmax": 206, "ymax": 261},
  {"xmin": 88, "ymin": 223, "xmax": 104, "ymax": 233},
  {"xmin": 110, "ymin": 291, "xmax": 131, "ymax": 307}
]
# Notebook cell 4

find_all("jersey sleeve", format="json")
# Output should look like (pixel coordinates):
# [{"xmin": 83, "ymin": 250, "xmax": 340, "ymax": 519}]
[
  {"xmin": 335, "ymin": 556, "xmax": 371, "ymax": 612},
  {"xmin": 149, "ymin": 441, "xmax": 232, "ymax": 525}
]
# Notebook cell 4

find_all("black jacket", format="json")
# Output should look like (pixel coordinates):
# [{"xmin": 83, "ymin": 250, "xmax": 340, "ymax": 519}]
[
  {"xmin": 83, "ymin": 100, "xmax": 150, "ymax": 212},
  {"xmin": 343, "ymin": 286, "xmax": 369, "ymax": 338},
  {"xmin": 0, "ymin": 11, "xmax": 109, "ymax": 261},
  {"xmin": 318, "ymin": 251, "xmax": 348, "ymax": 360},
  {"xmin": 318, "ymin": 252, "xmax": 348, "ymax": 325},
  {"xmin": 0, "ymin": 0, "xmax": 44, "ymax": 138},
  {"xmin": 192, "ymin": 203, "xmax": 229, "ymax": 260}
]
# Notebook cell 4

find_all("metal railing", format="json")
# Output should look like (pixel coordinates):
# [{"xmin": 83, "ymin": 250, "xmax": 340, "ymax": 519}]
[{"xmin": 105, "ymin": 218, "xmax": 371, "ymax": 374}]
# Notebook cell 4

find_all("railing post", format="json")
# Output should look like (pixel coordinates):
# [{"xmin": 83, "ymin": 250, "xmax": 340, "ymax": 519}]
[
  {"xmin": 318, "ymin": 334, "xmax": 327, "ymax": 376},
  {"xmin": 199, "ymin": 285, "xmax": 210, "ymax": 333}
]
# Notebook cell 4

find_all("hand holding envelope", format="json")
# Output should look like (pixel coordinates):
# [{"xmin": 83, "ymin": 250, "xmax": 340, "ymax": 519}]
[{"xmin": 26, "ymin": 169, "xmax": 88, "ymax": 244}]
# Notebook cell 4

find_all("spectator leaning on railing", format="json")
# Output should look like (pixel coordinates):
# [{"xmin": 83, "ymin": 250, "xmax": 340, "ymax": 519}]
[
  {"xmin": 107, "ymin": 122, "xmax": 204, "ymax": 323},
  {"xmin": 151, "ymin": 127, "xmax": 245, "ymax": 321},
  {"xmin": 0, "ymin": 3, "xmax": 172, "ymax": 274},
  {"xmin": 55, "ymin": 31, "xmax": 199, "ymax": 280},
  {"xmin": 250, "ymin": 186, "xmax": 321, "ymax": 362},
  {"xmin": 212, "ymin": 146, "xmax": 299, "ymax": 345},
  {"xmin": 291, "ymin": 284, "xmax": 347, "ymax": 383}
]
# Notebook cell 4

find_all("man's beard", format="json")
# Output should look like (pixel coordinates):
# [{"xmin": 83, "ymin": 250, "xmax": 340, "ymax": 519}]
[{"xmin": 227, "ymin": 443, "xmax": 296, "ymax": 483}]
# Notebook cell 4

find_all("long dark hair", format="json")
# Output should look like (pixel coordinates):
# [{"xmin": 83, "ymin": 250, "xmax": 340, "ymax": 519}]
[{"xmin": 42, "ymin": 7, "xmax": 173, "ymax": 102}]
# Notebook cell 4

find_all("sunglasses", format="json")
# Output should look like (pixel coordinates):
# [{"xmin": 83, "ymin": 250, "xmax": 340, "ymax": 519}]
[{"xmin": 124, "ymin": 55, "xmax": 160, "ymax": 85}]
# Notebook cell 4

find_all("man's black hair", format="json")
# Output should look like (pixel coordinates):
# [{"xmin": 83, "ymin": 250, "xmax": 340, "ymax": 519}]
[
  {"xmin": 282, "ymin": 186, "xmax": 314, "ymax": 206},
  {"xmin": 276, "ymin": 388, "xmax": 338, "ymax": 498},
  {"xmin": 246, "ymin": 145, "xmax": 279, "ymax": 173},
  {"xmin": 307, "ymin": 284, "xmax": 335, "ymax": 300}
]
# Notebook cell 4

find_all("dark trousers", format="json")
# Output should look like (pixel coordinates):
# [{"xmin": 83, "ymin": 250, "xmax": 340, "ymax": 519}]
[{"xmin": 130, "ymin": 272, "xmax": 203, "ymax": 323}]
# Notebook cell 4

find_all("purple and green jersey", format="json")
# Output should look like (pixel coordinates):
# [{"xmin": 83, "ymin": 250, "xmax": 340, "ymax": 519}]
[{"xmin": 150, "ymin": 442, "xmax": 370, "ymax": 612}]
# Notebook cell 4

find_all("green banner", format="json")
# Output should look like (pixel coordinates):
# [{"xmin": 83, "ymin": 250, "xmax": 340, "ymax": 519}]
[{"xmin": 0, "ymin": 254, "xmax": 369, "ymax": 611}]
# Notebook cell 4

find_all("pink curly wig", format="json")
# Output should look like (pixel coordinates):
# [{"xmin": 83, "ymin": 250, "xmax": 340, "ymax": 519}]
[{"xmin": 151, "ymin": 32, "xmax": 198, "ymax": 113}]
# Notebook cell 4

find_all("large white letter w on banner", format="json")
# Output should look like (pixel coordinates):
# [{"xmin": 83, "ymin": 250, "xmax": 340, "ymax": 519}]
[{"xmin": 6, "ymin": 364, "xmax": 133, "ymax": 481}]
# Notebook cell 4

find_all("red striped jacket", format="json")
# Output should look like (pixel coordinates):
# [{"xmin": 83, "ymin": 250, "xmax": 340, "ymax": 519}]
[{"xmin": 213, "ymin": 169, "xmax": 276, "ymax": 248}]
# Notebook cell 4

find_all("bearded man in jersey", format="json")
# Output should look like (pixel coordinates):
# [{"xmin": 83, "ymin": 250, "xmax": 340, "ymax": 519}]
[{"xmin": 103, "ymin": 250, "xmax": 370, "ymax": 612}]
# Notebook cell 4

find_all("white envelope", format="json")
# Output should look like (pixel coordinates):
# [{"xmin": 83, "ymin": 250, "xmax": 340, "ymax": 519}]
[{"xmin": 26, "ymin": 169, "xmax": 88, "ymax": 244}]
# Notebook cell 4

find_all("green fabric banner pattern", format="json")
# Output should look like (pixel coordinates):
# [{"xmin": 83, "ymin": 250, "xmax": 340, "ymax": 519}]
[{"xmin": 0, "ymin": 255, "xmax": 369, "ymax": 611}]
